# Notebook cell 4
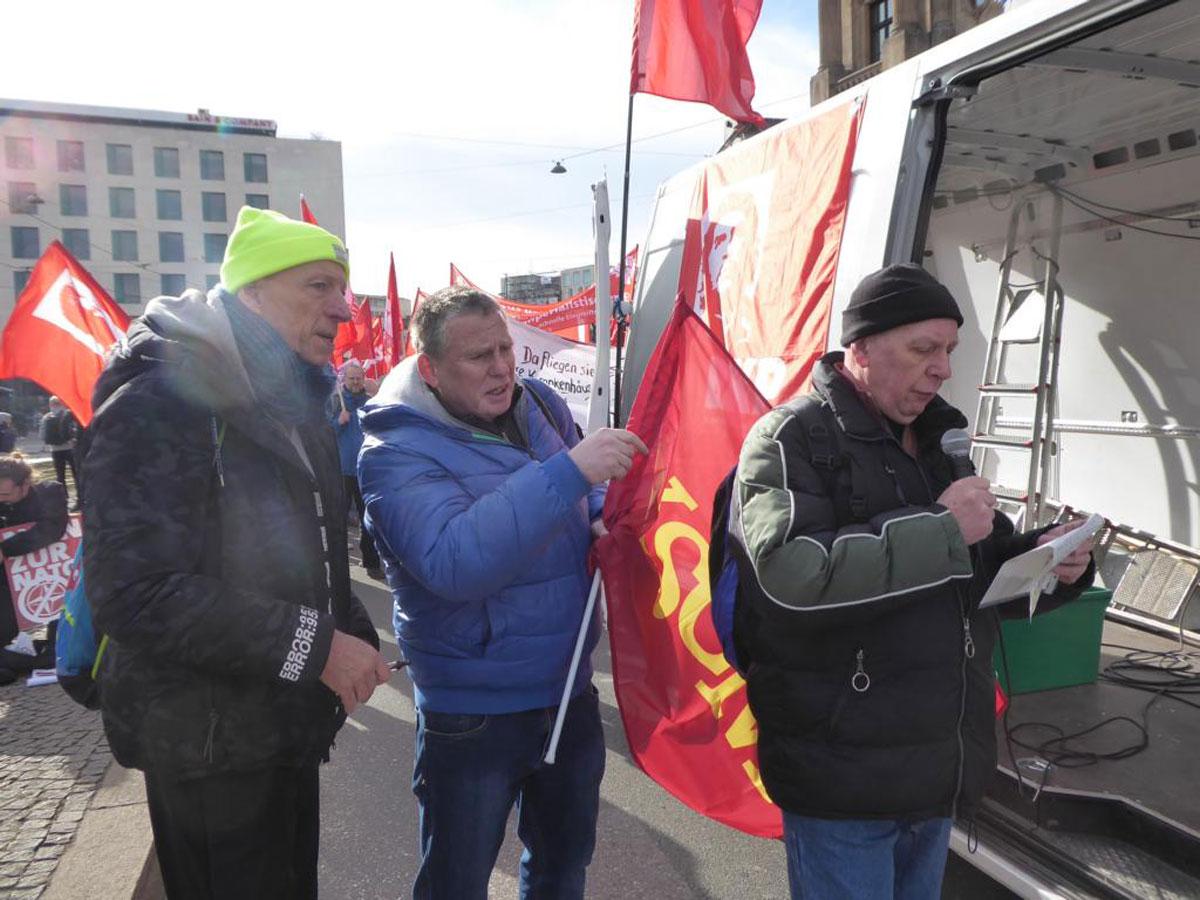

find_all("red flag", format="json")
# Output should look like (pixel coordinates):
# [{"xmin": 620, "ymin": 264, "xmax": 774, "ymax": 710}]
[
  {"xmin": 0, "ymin": 242, "xmax": 130, "ymax": 426},
  {"xmin": 632, "ymin": 0, "xmax": 765, "ymax": 125},
  {"xmin": 299, "ymin": 195, "xmax": 318, "ymax": 225},
  {"xmin": 351, "ymin": 296, "xmax": 374, "ymax": 363},
  {"xmin": 384, "ymin": 253, "xmax": 404, "ymax": 365},
  {"xmin": 677, "ymin": 101, "xmax": 860, "ymax": 405},
  {"xmin": 597, "ymin": 300, "xmax": 778, "ymax": 837},
  {"xmin": 404, "ymin": 288, "xmax": 426, "ymax": 356}
]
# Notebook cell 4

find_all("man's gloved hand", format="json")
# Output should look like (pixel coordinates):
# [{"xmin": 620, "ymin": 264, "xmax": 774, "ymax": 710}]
[
  {"xmin": 568, "ymin": 428, "xmax": 649, "ymax": 485},
  {"xmin": 937, "ymin": 476, "xmax": 997, "ymax": 545},
  {"xmin": 319, "ymin": 630, "xmax": 390, "ymax": 714}
]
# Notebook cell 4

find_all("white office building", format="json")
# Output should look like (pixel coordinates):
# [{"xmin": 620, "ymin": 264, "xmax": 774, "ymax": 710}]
[{"xmin": 0, "ymin": 99, "xmax": 344, "ymax": 319}]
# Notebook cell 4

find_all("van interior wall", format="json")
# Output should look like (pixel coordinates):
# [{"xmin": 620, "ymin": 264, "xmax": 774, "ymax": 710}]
[{"xmin": 926, "ymin": 151, "xmax": 1200, "ymax": 548}]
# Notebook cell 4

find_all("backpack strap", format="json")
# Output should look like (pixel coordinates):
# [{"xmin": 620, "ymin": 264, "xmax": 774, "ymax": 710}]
[
  {"xmin": 799, "ymin": 406, "xmax": 869, "ymax": 525},
  {"xmin": 522, "ymin": 378, "xmax": 581, "ymax": 444}
]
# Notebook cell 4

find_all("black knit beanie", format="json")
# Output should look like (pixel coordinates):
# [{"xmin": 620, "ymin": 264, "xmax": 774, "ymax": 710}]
[{"xmin": 840, "ymin": 264, "xmax": 963, "ymax": 347}]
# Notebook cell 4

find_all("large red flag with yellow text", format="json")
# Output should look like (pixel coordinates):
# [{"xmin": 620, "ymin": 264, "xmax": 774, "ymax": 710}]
[
  {"xmin": 0, "ymin": 242, "xmax": 130, "ymax": 425},
  {"xmin": 676, "ymin": 101, "xmax": 860, "ymax": 406},
  {"xmin": 597, "ymin": 300, "xmax": 777, "ymax": 837},
  {"xmin": 632, "ymin": 0, "xmax": 765, "ymax": 125}
]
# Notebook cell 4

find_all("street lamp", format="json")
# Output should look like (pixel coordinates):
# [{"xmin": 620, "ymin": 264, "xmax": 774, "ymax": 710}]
[{"xmin": 550, "ymin": 161, "xmax": 567, "ymax": 174}]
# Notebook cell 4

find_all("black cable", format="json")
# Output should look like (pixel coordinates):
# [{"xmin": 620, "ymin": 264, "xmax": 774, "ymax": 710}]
[
  {"xmin": 998, "ymin": 629, "xmax": 1200, "ymax": 812},
  {"xmin": 1048, "ymin": 185, "xmax": 1200, "ymax": 242},
  {"xmin": 1053, "ymin": 184, "xmax": 1200, "ymax": 224}
]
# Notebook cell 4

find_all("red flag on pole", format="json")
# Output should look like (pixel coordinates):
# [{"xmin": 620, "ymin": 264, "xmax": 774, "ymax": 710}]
[
  {"xmin": 384, "ymin": 253, "xmax": 403, "ymax": 366},
  {"xmin": 299, "ymin": 195, "xmax": 318, "ymax": 225},
  {"xmin": 0, "ymin": 242, "xmax": 130, "ymax": 426},
  {"xmin": 632, "ymin": 0, "xmax": 765, "ymax": 125},
  {"xmin": 596, "ymin": 299, "xmax": 778, "ymax": 837},
  {"xmin": 351, "ymin": 296, "xmax": 374, "ymax": 363},
  {"xmin": 404, "ymin": 288, "xmax": 426, "ymax": 356}
]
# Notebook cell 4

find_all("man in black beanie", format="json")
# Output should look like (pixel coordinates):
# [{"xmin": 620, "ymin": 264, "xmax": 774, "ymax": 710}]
[{"xmin": 726, "ymin": 264, "xmax": 1095, "ymax": 899}]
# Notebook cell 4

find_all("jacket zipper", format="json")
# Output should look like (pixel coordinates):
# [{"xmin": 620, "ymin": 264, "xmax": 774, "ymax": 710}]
[
  {"xmin": 851, "ymin": 648, "xmax": 871, "ymax": 693},
  {"xmin": 203, "ymin": 708, "xmax": 219, "ymax": 763},
  {"xmin": 906, "ymin": 431, "xmax": 974, "ymax": 818}
]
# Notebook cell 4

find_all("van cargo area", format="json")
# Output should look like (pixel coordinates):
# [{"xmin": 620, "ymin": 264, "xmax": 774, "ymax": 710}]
[{"xmin": 924, "ymin": 4, "xmax": 1200, "ymax": 896}]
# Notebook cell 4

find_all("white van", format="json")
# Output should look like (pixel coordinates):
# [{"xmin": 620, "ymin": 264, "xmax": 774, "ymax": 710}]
[{"xmin": 623, "ymin": 1, "xmax": 1200, "ymax": 895}]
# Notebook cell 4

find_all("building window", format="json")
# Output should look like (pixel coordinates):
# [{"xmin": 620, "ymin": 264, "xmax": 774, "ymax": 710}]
[
  {"xmin": 8, "ymin": 181, "xmax": 39, "ymax": 214},
  {"xmin": 110, "ymin": 187, "xmax": 136, "ymax": 218},
  {"xmin": 869, "ymin": 0, "xmax": 893, "ymax": 64},
  {"xmin": 14, "ymin": 270, "xmax": 32, "ymax": 296},
  {"xmin": 113, "ymin": 273, "xmax": 141, "ymax": 305},
  {"xmin": 200, "ymin": 150, "xmax": 225, "ymax": 180},
  {"xmin": 243, "ymin": 153, "xmax": 268, "ymax": 183},
  {"xmin": 205, "ymin": 274, "xmax": 220, "ymax": 291},
  {"xmin": 245, "ymin": 193, "xmax": 269, "ymax": 210},
  {"xmin": 11, "ymin": 226, "xmax": 39, "ymax": 259},
  {"xmin": 202, "ymin": 192, "xmax": 227, "ymax": 222},
  {"xmin": 161, "ymin": 273, "xmax": 186, "ymax": 296},
  {"xmin": 5, "ymin": 137, "xmax": 34, "ymax": 170},
  {"xmin": 154, "ymin": 146, "xmax": 180, "ymax": 178},
  {"xmin": 111, "ymin": 230, "xmax": 138, "ymax": 262},
  {"xmin": 60, "ymin": 184, "xmax": 88, "ymax": 217},
  {"xmin": 204, "ymin": 233, "xmax": 228, "ymax": 263},
  {"xmin": 57, "ymin": 140, "xmax": 85, "ymax": 173},
  {"xmin": 106, "ymin": 143, "xmax": 133, "ymax": 176},
  {"xmin": 155, "ymin": 189, "xmax": 182, "ymax": 221},
  {"xmin": 159, "ymin": 232, "xmax": 184, "ymax": 263},
  {"xmin": 62, "ymin": 228, "xmax": 90, "ymax": 260}
]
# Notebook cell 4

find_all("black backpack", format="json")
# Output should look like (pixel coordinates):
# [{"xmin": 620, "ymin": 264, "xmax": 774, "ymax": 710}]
[{"xmin": 40, "ymin": 410, "xmax": 73, "ymax": 446}]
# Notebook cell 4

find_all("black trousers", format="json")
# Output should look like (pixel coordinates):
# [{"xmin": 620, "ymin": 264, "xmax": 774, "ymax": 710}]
[
  {"xmin": 344, "ymin": 475, "xmax": 381, "ymax": 569},
  {"xmin": 51, "ymin": 449, "xmax": 78, "ymax": 502},
  {"xmin": 144, "ymin": 765, "xmax": 320, "ymax": 900}
]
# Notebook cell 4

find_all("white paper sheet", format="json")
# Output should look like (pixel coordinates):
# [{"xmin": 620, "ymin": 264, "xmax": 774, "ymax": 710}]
[{"xmin": 979, "ymin": 513, "xmax": 1104, "ymax": 618}]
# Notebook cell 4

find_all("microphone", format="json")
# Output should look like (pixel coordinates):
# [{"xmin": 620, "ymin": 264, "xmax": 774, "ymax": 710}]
[{"xmin": 940, "ymin": 428, "xmax": 975, "ymax": 480}]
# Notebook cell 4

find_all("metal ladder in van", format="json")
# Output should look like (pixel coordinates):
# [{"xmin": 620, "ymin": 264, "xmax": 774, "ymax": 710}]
[{"xmin": 971, "ymin": 192, "xmax": 1066, "ymax": 528}]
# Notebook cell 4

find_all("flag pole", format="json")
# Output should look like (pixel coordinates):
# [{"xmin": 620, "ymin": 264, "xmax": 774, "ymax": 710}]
[
  {"xmin": 612, "ymin": 92, "xmax": 635, "ymax": 427},
  {"xmin": 545, "ymin": 179, "xmax": 613, "ymax": 765}
]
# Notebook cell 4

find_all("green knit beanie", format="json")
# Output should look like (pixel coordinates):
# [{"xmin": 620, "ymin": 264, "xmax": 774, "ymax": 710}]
[{"xmin": 220, "ymin": 206, "xmax": 349, "ymax": 293}]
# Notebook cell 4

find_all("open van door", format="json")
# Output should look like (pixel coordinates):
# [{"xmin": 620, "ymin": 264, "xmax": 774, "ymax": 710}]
[{"xmin": 903, "ymin": 1, "xmax": 1200, "ymax": 896}]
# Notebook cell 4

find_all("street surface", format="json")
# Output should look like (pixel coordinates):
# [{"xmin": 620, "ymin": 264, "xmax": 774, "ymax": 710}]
[
  {"xmin": 320, "ymin": 571, "xmax": 1013, "ymax": 900},
  {"xmin": 319, "ymin": 573, "xmax": 789, "ymax": 900}
]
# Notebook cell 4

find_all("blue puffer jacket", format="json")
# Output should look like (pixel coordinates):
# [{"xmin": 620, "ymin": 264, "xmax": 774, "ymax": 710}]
[
  {"xmin": 358, "ymin": 359, "xmax": 604, "ymax": 714},
  {"xmin": 328, "ymin": 387, "xmax": 371, "ymax": 476}
]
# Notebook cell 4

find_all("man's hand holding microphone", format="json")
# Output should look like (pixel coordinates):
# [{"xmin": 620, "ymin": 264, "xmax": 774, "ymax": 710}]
[{"xmin": 938, "ymin": 428, "xmax": 997, "ymax": 545}]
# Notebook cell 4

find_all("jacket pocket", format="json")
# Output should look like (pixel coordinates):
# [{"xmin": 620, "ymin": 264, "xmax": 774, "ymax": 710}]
[{"xmin": 827, "ymin": 648, "xmax": 871, "ymax": 741}]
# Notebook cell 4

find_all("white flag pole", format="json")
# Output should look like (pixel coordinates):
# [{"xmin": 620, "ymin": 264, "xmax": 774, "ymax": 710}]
[
  {"xmin": 587, "ymin": 179, "xmax": 613, "ymax": 434},
  {"xmin": 544, "ymin": 569, "xmax": 602, "ymax": 764},
  {"xmin": 545, "ymin": 180, "xmax": 613, "ymax": 765}
]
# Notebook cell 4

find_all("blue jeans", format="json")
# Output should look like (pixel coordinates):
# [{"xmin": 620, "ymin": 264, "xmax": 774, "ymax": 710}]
[
  {"xmin": 411, "ymin": 687, "xmax": 605, "ymax": 900},
  {"xmin": 783, "ymin": 812, "xmax": 952, "ymax": 899}
]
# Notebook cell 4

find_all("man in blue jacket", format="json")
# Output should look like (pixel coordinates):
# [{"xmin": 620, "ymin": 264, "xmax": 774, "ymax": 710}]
[
  {"xmin": 329, "ymin": 360, "xmax": 383, "ymax": 578},
  {"xmin": 359, "ymin": 286, "xmax": 645, "ymax": 900}
]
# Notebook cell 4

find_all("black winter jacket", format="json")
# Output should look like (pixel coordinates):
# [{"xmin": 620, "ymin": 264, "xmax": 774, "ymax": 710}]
[
  {"xmin": 82, "ymin": 290, "xmax": 378, "ymax": 779},
  {"xmin": 732, "ymin": 353, "xmax": 1091, "ymax": 820}
]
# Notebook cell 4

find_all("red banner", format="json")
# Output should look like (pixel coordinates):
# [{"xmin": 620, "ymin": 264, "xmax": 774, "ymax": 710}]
[
  {"xmin": 677, "ymin": 102, "xmax": 861, "ymax": 405},
  {"xmin": 2, "ymin": 514, "xmax": 82, "ymax": 631},
  {"xmin": 598, "ymin": 301, "xmax": 777, "ymax": 837},
  {"xmin": 0, "ymin": 243, "xmax": 130, "ymax": 426},
  {"xmin": 448, "ymin": 252, "xmax": 637, "ymax": 343}
]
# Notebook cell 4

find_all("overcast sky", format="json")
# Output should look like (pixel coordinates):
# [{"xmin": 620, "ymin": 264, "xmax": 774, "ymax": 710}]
[{"xmin": 5, "ymin": 0, "xmax": 818, "ymax": 297}]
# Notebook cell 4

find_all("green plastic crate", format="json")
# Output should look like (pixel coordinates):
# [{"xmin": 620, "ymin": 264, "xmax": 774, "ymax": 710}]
[{"xmin": 994, "ymin": 587, "xmax": 1112, "ymax": 695}]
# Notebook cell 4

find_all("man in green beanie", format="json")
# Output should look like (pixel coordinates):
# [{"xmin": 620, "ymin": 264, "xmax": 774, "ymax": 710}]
[{"xmin": 82, "ymin": 206, "xmax": 389, "ymax": 899}]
